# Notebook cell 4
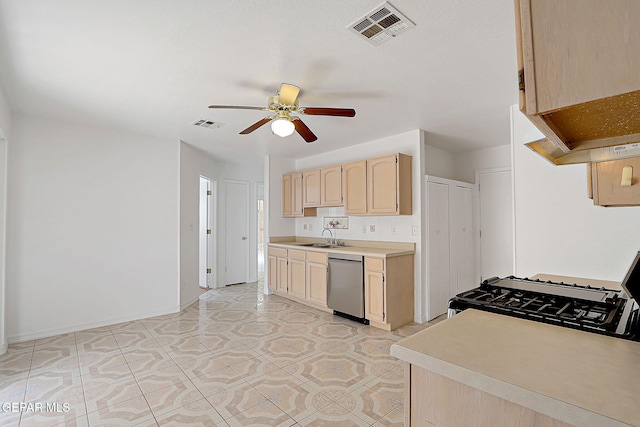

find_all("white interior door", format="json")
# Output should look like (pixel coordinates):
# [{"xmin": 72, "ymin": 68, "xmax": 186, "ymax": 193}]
[
  {"xmin": 225, "ymin": 180, "xmax": 249, "ymax": 285},
  {"xmin": 450, "ymin": 185, "xmax": 475, "ymax": 294},
  {"xmin": 478, "ymin": 169, "xmax": 514, "ymax": 280},
  {"xmin": 427, "ymin": 181, "xmax": 450, "ymax": 320}
]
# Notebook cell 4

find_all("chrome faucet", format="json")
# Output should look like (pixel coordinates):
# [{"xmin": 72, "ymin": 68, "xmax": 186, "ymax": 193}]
[{"xmin": 321, "ymin": 227, "xmax": 335, "ymax": 245}]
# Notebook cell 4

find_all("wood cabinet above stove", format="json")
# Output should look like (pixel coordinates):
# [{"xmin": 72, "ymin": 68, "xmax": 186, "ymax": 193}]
[{"xmin": 515, "ymin": 0, "xmax": 640, "ymax": 164}]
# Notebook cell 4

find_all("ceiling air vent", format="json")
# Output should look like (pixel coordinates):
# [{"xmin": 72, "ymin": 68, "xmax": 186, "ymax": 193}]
[
  {"xmin": 347, "ymin": 2, "xmax": 415, "ymax": 46},
  {"xmin": 192, "ymin": 119, "xmax": 224, "ymax": 129}
]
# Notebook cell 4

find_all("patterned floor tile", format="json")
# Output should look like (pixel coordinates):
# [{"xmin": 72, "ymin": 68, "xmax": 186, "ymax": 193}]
[
  {"xmin": 25, "ymin": 370, "xmax": 84, "ymax": 402},
  {"xmin": 154, "ymin": 397, "xmax": 225, "ymax": 426},
  {"xmin": 0, "ymin": 350, "xmax": 33, "ymax": 377},
  {"xmin": 134, "ymin": 364, "xmax": 189, "ymax": 395},
  {"xmin": 224, "ymin": 399, "xmax": 295, "ymax": 427},
  {"xmin": 297, "ymin": 402, "xmax": 370, "ymax": 426},
  {"xmin": 86, "ymin": 395, "xmax": 154, "ymax": 426},
  {"xmin": 144, "ymin": 379, "xmax": 205, "ymax": 418},
  {"xmin": 34, "ymin": 333, "xmax": 76, "ymax": 349},
  {"xmin": 190, "ymin": 366, "xmax": 247, "ymax": 398},
  {"xmin": 84, "ymin": 376, "xmax": 143, "ymax": 413},
  {"xmin": 122, "ymin": 348, "xmax": 176, "ymax": 374},
  {"xmin": 205, "ymin": 382, "xmax": 268, "ymax": 419},
  {"xmin": 0, "ymin": 281, "xmax": 436, "ymax": 427}
]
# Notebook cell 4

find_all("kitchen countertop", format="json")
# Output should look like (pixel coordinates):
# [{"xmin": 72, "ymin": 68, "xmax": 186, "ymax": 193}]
[
  {"xmin": 391, "ymin": 309, "xmax": 640, "ymax": 427},
  {"xmin": 268, "ymin": 238, "xmax": 415, "ymax": 258}
]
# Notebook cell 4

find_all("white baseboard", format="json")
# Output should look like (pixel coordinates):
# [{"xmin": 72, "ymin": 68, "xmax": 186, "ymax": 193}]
[
  {"xmin": 0, "ymin": 340, "xmax": 7, "ymax": 356},
  {"xmin": 7, "ymin": 305, "xmax": 180, "ymax": 345}
]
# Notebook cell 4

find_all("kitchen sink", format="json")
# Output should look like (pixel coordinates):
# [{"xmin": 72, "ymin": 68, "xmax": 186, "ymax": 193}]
[{"xmin": 296, "ymin": 242, "xmax": 345, "ymax": 248}]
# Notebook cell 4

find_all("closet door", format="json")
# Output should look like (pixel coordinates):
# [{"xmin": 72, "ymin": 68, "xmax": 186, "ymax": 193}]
[
  {"xmin": 450, "ymin": 185, "xmax": 474, "ymax": 295},
  {"xmin": 426, "ymin": 181, "xmax": 450, "ymax": 321}
]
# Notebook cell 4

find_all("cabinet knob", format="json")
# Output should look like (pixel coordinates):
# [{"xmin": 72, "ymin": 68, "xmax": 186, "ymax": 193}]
[{"xmin": 242, "ymin": 237, "xmax": 247, "ymax": 240}]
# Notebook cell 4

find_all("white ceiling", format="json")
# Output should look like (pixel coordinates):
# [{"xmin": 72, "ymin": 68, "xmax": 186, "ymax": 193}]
[{"xmin": 0, "ymin": 0, "xmax": 519, "ymax": 163}]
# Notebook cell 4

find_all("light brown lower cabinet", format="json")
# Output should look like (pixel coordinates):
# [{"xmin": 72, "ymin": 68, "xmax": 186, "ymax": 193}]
[
  {"xmin": 305, "ymin": 251, "xmax": 328, "ymax": 307},
  {"xmin": 405, "ymin": 364, "xmax": 573, "ymax": 427},
  {"xmin": 288, "ymin": 249, "xmax": 307, "ymax": 299},
  {"xmin": 268, "ymin": 247, "xmax": 288, "ymax": 293},
  {"xmin": 364, "ymin": 254, "xmax": 414, "ymax": 331},
  {"xmin": 269, "ymin": 246, "xmax": 328, "ymax": 309}
]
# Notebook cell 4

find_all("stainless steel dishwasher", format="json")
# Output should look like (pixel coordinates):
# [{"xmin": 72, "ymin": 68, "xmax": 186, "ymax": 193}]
[{"xmin": 327, "ymin": 253, "xmax": 368, "ymax": 323}]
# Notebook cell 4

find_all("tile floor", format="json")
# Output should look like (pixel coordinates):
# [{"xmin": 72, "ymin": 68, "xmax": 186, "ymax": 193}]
[{"xmin": 0, "ymin": 282, "xmax": 436, "ymax": 426}]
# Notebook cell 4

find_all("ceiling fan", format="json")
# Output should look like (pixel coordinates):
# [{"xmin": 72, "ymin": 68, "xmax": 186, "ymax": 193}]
[{"xmin": 208, "ymin": 83, "xmax": 356, "ymax": 143}]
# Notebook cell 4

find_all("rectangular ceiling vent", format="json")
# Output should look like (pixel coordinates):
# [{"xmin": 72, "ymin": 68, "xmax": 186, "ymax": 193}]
[
  {"xmin": 192, "ymin": 119, "xmax": 224, "ymax": 129},
  {"xmin": 347, "ymin": 2, "xmax": 415, "ymax": 46}
]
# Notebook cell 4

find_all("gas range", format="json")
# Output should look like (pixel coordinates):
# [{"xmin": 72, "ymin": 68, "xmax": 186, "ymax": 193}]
[{"xmin": 448, "ymin": 253, "xmax": 640, "ymax": 341}]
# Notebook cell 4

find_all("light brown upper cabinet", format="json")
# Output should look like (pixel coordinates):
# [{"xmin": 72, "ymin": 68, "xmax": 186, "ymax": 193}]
[
  {"xmin": 320, "ymin": 165, "xmax": 342, "ymax": 207},
  {"xmin": 367, "ymin": 153, "xmax": 412, "ymax": 215},
  {"xmin": 282, "ymin": 172, "xmax": 316, "ymax": 218},
  {"xmin": 342, "ymin": 160, "xmax": 368, "ymax": 215},
  {"xmin": 515, "ymin": 0, "xmax": 640, "ymax": 158},
  {"xmin": 303, "ymin": 169, "xmax": 321, "ymax": 207},
  {"xmin": 591, "ymin": 157, "xmax": 640, "ymax": 207}
]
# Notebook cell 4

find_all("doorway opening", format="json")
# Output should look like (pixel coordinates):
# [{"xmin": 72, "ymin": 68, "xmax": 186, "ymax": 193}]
[
  {"xmin": 257, "ymin": 183, "xmax": 265, "ymax": 288},
  {"xmin": 199, "ymin": 176, "xmax": 216, "ymax": 290}
]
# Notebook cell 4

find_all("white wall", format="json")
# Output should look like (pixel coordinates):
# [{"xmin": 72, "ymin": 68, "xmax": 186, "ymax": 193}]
[
  {"xmin": 6, "ymin": 115, "xmax": 180, "ymax": 342},
  {"xmin": 216, "ymin": 158, "xmax": 264, "ymax": 286},
  {"xmin": 424, "ymin": 145, "xmax": 455, "ymax": 180},
  {"xmin": 0, "ymin": 84, "xmax": 10, "ymax": 354},
  {"xmin": 179, "ymin": 142, "xmax": 218, "ymax": 308},
  {"xmin": 512, "ymin": 106, "xmax": 640, "ymax": 281},
  {"xmin": 454, "ymin": 145, "xmax": 511, "ymax": 184},
  {"xmin": 292, "ymin": 129, "xmax": 426, "ymax": 322}
]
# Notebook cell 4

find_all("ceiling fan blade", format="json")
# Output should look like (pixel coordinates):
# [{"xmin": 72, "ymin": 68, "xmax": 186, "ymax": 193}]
[
  {"xmin": 239, "ymin": 117, "xmax": 273, "ymax": 134},
  {"xmin": 208, "ymin": 105, "xmax": 265, "ymax": 110},
  {"xmin": 279, "ymin": 83, "xmax": 301, "ymax": 105},
  {"xmin": 293, "ymin": 118, "xmax": 318, "ymax": 143},
  {"xmin": 300, "ymin": 107, "xmax": 356, "ymax": 117}
]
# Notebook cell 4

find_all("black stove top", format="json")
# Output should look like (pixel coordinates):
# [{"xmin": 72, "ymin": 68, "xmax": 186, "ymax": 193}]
[{"xmin": 449, "ymin": 276, "xmax": 639, "ymax": 340}]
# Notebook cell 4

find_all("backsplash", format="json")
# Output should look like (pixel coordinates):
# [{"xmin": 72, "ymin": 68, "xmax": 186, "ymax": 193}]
[{"xmin": 295, "ymin": 206, "xmax": 418, "ymax": 243}]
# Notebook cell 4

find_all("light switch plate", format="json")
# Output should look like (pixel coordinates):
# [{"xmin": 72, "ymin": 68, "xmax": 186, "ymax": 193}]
[{"xmin": 323, "ymin": 217, "xmax": 349, "ymax": 229}]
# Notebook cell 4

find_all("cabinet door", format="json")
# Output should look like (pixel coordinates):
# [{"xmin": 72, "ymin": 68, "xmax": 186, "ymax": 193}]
[
  {"xmin": 450, "ymin": 185, "xmax": 475, "ymax": 295},
  {"xmin": 282, "ymin": 174, "xmax": 292, "ymax": 217},
  {"xmin": 268, "ymin": 255, "xmax": 277, "ymax": 291},
  {"xmin": 303, "ymin": 169, "xmax": 321, "ymax": 207},
  {"xmin": 364, "ymin": 257, "xmax": 385, "ymax": 323},
  {"xmin": 343, "ymin": 160, "xmax": 368, "ymax": 215},
  {"xmin": 306, "ymin": 262, "xmax": 327, "ymax": 306},
  {"xmin": 592, "ymin": 157, "xmax": 640, "ymax": 206},
  {"xmin": 288, "ymin": 259, "xmax": 307, "ymax": 299},
  {"xmin": 277, "ymin": 257, "xmax": 288, "ymax": 292},
  {"xmin": 291, "ymin": 172, "xmax": 304, "ymax": 216},
  {"xmin": 368, "ymin": 154, "xmax": 398, "ymax": 214},
  {"xmin": 516, "ymin": 0, "xmax": 640, "ymax": 154},
  {"xmin": 321, "ymin": 165, "xmax": 342, "ymax": 206}
]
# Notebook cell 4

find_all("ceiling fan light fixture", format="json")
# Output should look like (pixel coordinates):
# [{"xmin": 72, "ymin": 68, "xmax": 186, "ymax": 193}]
[{"xmin": 271, "ymin": 118, "xmax": 295, "ymax": 137}]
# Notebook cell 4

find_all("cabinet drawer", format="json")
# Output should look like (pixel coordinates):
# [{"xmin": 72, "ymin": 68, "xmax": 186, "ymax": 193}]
[
  {"xmin": 306, "ymin": 251, "xmax": 327, "ymax": 264},
  {"xmin": 365, "ymin": 257, "xmax": 385, "ymax": 272},
  {"xmin": 288, "ymin": 249, "xmax": 306, "ymax": 261},
  {"xmin": 268, "ymin": 247, "xmax": 287, "ymax": 258}
]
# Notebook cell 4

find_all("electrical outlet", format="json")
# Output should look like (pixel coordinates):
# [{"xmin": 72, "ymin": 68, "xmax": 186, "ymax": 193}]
[
  {"xmin": 392, "ymin": 225, "xmax": 397, "ymax": 233},
  {"xmin": 309, "ymin": 224, "xmax": 313, "ymax": 232},
  {"xmin": 362, "ymin": 225, "xmax": 367, "ymax": 234},
  {"xmin": 412, "ymin": 225, "xmax": 418, "ymax": 236},
  {"xmin": 369, "ymin": 225, "xmax": 376, "ymax": 233},
  {"xmin": 303, "ymin": 224, "xmax": 308, "ymax": 230}
]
